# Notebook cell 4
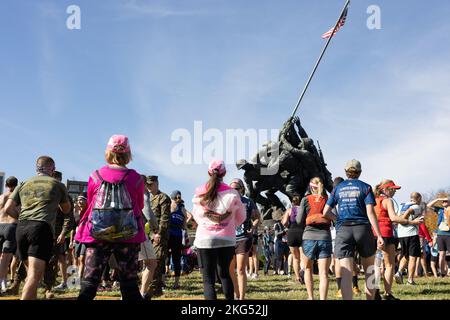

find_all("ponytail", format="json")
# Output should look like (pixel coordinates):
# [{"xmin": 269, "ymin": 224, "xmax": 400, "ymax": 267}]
[{"xmin": 201, "ymin": 171, "xmax": 222, "ymax": 206}]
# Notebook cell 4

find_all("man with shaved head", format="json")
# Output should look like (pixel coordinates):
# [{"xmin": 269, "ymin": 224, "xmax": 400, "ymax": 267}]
[{"xmin": 4, "ymin": 156, "xmax": 71, "ymax": 300}]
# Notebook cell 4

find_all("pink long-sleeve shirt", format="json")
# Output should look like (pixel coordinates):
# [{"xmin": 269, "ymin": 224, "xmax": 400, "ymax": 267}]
[
  {"xmin": 75, "ymin": 165, "xmax": 146, "ymax": 244},
  {"xmin": 191, "ymin": 182, "xmax": 246, "ymax": 249}
]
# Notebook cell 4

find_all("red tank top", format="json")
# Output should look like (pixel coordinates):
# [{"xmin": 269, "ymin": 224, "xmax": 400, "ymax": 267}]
[
  {"xmin": 374, "ymin": 196, "xmax": 393, "ymax": 238},
  {"xmin": 306, "ymin": 194, "xmax": 330, "ymax": 226}
]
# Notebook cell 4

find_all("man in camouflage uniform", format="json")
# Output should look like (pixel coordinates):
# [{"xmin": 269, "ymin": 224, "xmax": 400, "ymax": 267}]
[{"xmin": 146, "ymin": 176, "xmax": 171, "ymax": 297}]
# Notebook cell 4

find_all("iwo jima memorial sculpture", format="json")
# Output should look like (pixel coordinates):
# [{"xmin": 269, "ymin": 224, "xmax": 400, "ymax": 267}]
[{"xmin": 237, "ymin": 0, "xmax": 350, "ymax": 220}]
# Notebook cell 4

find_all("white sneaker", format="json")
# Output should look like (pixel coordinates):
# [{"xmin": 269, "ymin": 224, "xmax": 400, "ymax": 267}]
[
  {"xmin": 280, "ymin": 270, "xmax": 285, "ymax": 275},
  {"xmin": 251, "ymin": 273, "xmax": 259, "ymax": 280}
]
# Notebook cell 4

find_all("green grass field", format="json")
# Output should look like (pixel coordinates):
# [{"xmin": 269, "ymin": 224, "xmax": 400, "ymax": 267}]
[{"xmin": 1, "ymin": 271, "xmax": 449, "ymax": 300}]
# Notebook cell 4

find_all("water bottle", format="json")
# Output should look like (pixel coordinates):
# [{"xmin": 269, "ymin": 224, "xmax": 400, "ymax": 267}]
[{"xmin": 375, "ymin": 249, "xmax": 383, "ymax": 267}]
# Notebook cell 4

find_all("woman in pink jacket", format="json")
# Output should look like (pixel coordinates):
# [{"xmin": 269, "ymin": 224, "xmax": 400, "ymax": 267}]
[
  {"xmin": 191, "ymin": 160, "xmax": 246, "ymax": 300},
  {"xmin": 75, "ymin": 134, "xmax": 146, "ymax": 300}
]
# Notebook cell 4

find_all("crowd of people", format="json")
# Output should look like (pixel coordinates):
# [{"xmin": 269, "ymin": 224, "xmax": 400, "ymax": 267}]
[{"xmin": 0, "ymin": 134, "xmax": 449, "ymax": 300}]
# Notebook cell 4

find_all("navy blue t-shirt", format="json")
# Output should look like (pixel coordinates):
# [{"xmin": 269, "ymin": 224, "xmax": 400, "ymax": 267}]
[
  {"xmin": 169, "ymin": 204, "xmax": 185, "ymax": 237},
  {"xmin": 236, "ymin": 196, "xmax": 256, "ymax": 241},
  {"xmin": 326, "ymin": 179, "xmax": 376, "ymax": 229}
]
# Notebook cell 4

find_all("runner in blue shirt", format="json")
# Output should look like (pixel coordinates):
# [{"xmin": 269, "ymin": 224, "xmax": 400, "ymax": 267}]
[{"xmin": 323, "ymin": 159, "xmax": 384, "ymax": 300}]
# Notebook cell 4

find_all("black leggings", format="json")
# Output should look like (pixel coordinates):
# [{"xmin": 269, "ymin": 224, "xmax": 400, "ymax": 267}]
[
  {"xmin": 197, "ymin": 246, "xmax": 234, "ymax": 300},
  {"xmin": 168, "ymin": 236, "xmax": 183, "ymax": 277}
]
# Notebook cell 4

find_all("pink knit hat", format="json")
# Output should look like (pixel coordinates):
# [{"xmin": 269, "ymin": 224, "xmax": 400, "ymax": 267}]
[
  {"xmin": 106, "ymin": 134, "xmax": 130, "ymax": 153},
  {"xmin": 208, "ymin": 159, "xmax": 226, "ymax": 177}
]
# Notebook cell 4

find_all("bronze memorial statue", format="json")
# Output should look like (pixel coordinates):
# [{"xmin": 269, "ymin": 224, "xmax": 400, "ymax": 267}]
[{"xmin": 237, "ymin": 116, "xmax": 333, "ymax": 220}]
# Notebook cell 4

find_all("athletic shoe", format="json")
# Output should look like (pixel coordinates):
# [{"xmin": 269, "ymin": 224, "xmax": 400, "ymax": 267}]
[
  {"xmin": 45, "ymin": 290, "xmax": 54, "ymax": 299},
  {"xmin": 112, "ymin": 281, "xmax": 120, "ymax": 290},
  {"xmin": 394, "ymin": 271, "xmax": 403, "ymax": 284},
  {"xmin": 53, "ymin": 282, "xmax": 68, "ymax": 291},
  {"xmin": 383, "ymin": 293, "xmax": 400, "ymax": 301},
  {"xmin": 298, "ymin": 270, "xmax": 305, "ymax": 285},
  {"xmin": 4, "ymin": 281, "xmax": 20, "ymax": 296},
  {"xmin": 352, "ymin": 287, "xmax": 361, "ymax": 296},
  {"xmin": 272, "ymin": 271, "xmax": 278, "ymax": 275},
  {"xmin": 335, "ymin": 289, "xmax": 342, "ymax": 298},
  {"xmin": 171, "ymin": 283, "xmax": 180, "ymax": 290},
  {"xmin": 374, "ymin": 289, "xmax": 382, "ymax": 300},
  {"xmin": 251, "ymin": 273, "xmax": 259, "ymax": 280},
  {"xmin": 279, "ymin": 270, "xmax": 285, "ymax": 275},
  {"xmin": 406, "ymin": 280, "xmax": 417, "ymax": 286}
]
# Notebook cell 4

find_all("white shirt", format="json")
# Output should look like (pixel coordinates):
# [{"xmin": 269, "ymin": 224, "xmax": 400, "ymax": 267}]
[{"xmin": 396, "ymin": 201, "xmax": 422, "ymax": 238}]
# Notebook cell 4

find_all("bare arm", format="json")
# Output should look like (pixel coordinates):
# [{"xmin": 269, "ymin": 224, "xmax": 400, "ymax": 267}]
[
  {"xmin": 59, "ymin": 201, "xmax": 72, "ymax": 214},
  {"xmin": 427, "ymin": 198, "xmax": 444, "ymax": 208},
  {"xmin": 281, "ymin": 209, "xmax": 290, "ymax": 227},
  {"xmin": 323, "ymin": 204, "xmax": 336, "ymax": 221},
  {"xmin": 4, "ymin": 199, "xmax": 20, "ymax": 219},
  {"xmin": 251, "ymin": 209, "xmax": 261, "ymax": 232},
  {"xmin": 367, "ymin": 204, "xmax": 385, "ymax": 249},
  {"xmin": 385, "ymin": 199, "xmax": 410, "ymax": 225}
]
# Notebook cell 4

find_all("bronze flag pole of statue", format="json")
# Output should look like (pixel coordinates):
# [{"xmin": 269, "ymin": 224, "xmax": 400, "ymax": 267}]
[{"xmin": 237, "ymin": 1, "xmax": 351, "ymax": 220}]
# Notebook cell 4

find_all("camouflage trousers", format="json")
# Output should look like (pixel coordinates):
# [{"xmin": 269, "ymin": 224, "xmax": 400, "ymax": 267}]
[{"xmin": 149, "ymin": 235, "xmax": 169, "ymax": 294}]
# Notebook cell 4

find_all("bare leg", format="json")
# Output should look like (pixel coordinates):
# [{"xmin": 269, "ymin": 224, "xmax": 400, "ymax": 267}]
[
  {"xmin": 236, "ymin": 253, "xmax": 248, "ymax": 299},
  {"xmin": 439, "ymin": 251, "xmax": 447, "ymax": 277},
  {"xmin": 407, "ymin": 257, "xmax": 417, "ymax": 282},
  {"xmin": 140, "ymin": 259, "xmax": 157, "ymax": 296},
  {"xmin": 290, "ymin": 247, "xmax": 300, "ymax": 282},
  {"xmin": 339, "ymin": 257, "xmax": 353, "ymax": 300},
  {"xmin": 58, "ymin": 255, "xmax": 68, "ymax": 284},
  {"xmin": 21, "ymin": 257, "xmax": 46, "ymax": 300},
  {"xmin": 361, "ymin": 255, "xmax": 376, "ymax": 300},
  {"xmin": 382, "ymin": 244, "xmax": 395, "ymax": 295},
  {"xmin": 303, "ymin": 254, "xmax": 314, "ymax": 300},
  {"xmin": 318, "ymin": 258, "xmax": 331, "ymax": 300},
  {"xmin": 0, "ymin": 253, "xmax": 13, "ymax": 287}
]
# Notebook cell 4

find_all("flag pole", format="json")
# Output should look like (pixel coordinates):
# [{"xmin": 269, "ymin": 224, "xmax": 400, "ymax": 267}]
[{"xmin": 291, "ymin": 0, "xmax": 350, "ymax": 118}]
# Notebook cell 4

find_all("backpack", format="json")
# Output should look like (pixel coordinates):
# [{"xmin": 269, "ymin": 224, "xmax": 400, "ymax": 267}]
[{"xmin": 90, "ymin": 170, "xmax": 138, "ymax": 242}]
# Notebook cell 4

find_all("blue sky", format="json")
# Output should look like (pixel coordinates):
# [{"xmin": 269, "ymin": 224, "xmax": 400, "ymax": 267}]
[{"xmin": 1, "ymin": 0, "xmax": 449, "ymax": 205}]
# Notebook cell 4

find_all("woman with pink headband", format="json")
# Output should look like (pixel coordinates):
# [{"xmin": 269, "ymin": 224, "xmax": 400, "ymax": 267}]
[{"xmin": 190, "ymin": 160, "xmax": 246, "ymax": 300}]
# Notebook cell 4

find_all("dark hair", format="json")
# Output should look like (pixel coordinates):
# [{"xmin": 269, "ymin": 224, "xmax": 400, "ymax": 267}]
[
  {"xmin": 36, "ymin": 155, "xmax": 55, "ymax": 169},
  {"xmin": 5, "ymin": 176, "xmax": 18, "ymax": 188},
  {"xmin": 53, "ymin": 171, "xmax": 62, "ymax": 180},
  {"xmin": 333, "ymin": 176, "xmax": 344, "ymax": 188},
  {"xmin": 201, "ymin": 171, "xmax": 222, "ymax": 206},
  {"xmin": 291, "ymin": 196, "xmax": 301, "ymax": 206}
]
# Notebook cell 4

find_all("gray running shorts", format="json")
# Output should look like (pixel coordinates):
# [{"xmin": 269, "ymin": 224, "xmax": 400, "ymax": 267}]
[{"xmin": 335, "ymin": 224, "xmax": 376, "ymax": 259}]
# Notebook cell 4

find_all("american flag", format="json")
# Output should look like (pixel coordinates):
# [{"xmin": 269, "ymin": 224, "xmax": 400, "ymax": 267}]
[{"xmin": 321, "ymin": 7, "xmax": 348, "ymax": 39}]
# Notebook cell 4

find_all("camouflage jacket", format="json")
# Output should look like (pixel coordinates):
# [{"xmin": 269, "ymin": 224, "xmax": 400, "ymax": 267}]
[{"xmin": 150, "ymin": 190, "xmax": 171, "ymax": 236}]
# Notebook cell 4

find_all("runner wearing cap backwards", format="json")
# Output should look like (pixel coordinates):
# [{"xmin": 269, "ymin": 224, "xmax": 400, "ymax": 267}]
[
  {"xmin": 373, "ymin": 179, "xmax": 423, "ymax": 300},
  {"xmin": 228, "ymin": 178, "xmax": 260, "ymax": 300},
  {"xmin": 191, "ymin": 160, "xmax": 246, "ymax": 300},
  {"xmin": 322, "ymin": 159, "xmax": 384, "ymax": 300}
]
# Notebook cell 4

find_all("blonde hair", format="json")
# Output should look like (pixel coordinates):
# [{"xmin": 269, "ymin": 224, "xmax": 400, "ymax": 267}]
[
  {"xmin": 310, "ymin": 177, "xmax": 326, "ymax": 200},
  {"xmin": 375, "ymin": 179, "xmax": 394, "ymax": 197},
  {"xmin": 105, "ymin": 150, "xmax": 132, "ymax": 166}
]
